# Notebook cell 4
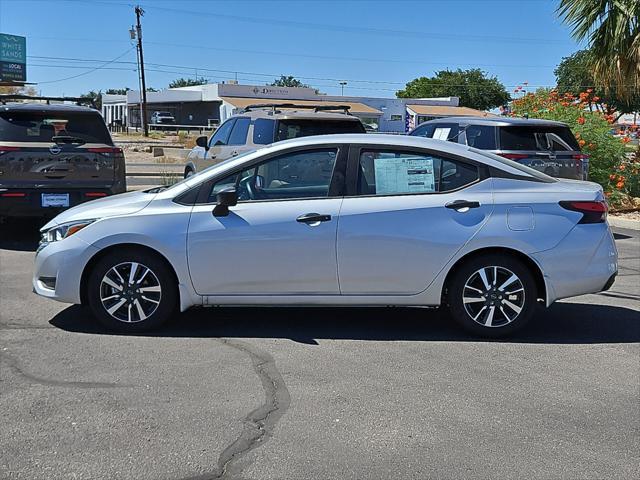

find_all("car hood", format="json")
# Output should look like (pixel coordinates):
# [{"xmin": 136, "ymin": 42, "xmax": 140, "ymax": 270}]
[{"xmin": 41, "ymin": 190, "xmax": 156, "ymax": 230}]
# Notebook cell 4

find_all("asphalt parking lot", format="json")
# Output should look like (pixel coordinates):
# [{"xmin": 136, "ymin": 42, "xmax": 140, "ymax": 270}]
[{"xmin": 1, "ymin": 220, "xmax": 638, "ymax": 480}]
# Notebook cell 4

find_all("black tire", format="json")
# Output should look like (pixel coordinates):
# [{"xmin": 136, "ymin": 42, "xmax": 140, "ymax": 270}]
[
  {"xmin": 87, "ymin": 248, "xmax": 177, "ymax": 333},
  {"xmin": 447, "ymin": 254, "xmax": 538, "ymax": 338},
  {"xmin": 184, "ymin": 167, "xmax": 194, "ymax": 179}
]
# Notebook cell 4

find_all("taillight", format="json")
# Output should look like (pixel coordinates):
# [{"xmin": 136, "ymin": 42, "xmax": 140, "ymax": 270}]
[
  {"xmin": 1, "ymin": 192, "xmax": 26, "ymax": 198},
  {"xmin": 498, "ymin": 153, "xmax": 529, "ymax": 160},
  {"xmin": 84, "ymin": 192, "xmax": 107, "ymax": 197},
  {"xmin": 0, "ymin": 146, "xmax": 20, "ymax": 155},
  {"xmin": 572, "ymin": 153, "xmax": 589, "ymax": 173},
  {"xmin": 87, "ymin": 147, "xmax": 123, "ymax": 155},
  {"xmin": 559, "ymin": 200, "xmax": 607, "ymax": 224}
]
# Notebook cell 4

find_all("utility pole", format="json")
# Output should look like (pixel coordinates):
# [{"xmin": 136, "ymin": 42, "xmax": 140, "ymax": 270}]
[{"xmin": 135, "ymin": 5, "xmax": 149, "ymax": 137}]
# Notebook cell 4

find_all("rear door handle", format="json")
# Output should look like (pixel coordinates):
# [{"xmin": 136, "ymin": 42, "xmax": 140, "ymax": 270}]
[
  {"xmin": 296, "ymin": 213, "xmax": 332, "ymax": 224},
  {"xmin": 231, "ymin": 151, "xmax": 239, "ymax": 157},
  {"xmin": 445, "ymin": 200, "xmax": 480, "ymax": 210}
]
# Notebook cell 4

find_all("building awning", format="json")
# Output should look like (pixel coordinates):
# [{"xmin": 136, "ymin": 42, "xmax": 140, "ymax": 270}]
[
  {"xmin": 406, "ymin": 105, "xmax": 496, "ymax": 117},
  {"xmin": 221, "ymin": 97, "xmax": 382, "ymax": 115}
]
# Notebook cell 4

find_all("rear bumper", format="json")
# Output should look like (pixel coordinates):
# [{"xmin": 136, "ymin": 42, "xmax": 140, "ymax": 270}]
[
  {"xmin": 532, "ymin": 223, "xmax": 618, "ymax": 305},
  {"xmin": 0, "ymin": 186, "xmax": 124, "ymax": 218}
]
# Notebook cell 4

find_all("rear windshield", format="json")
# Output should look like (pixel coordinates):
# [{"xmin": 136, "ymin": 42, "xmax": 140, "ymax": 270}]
[
  {"xmin": 0, "ymin": 111, "xmax": 112, "ymax": 144},
  {"xmin": 499, "ymin": 125, "xmax": 579, "ymax": 151},
  {"xmin": 276, "ymin": 119, "xmax": 365, "ymax": 141},
  {"xmin": 157, "ymin": 112, "xmax": 172, "ymax": 116},
  {"xmin": 469, "ymin": 146, "xmax": 557, "ymax": 183}
]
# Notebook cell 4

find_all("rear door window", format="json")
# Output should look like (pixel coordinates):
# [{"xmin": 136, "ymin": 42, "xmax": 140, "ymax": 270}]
[
  {"xmin": 464, "ymin": 125, "xmax": 496, "ymax": 149},
  {"xmin": 275, "ymin": 119, "xmax": 365, "ymax": 141},
  {"xmin": 253, "ymin": 118, "xmax": 275, "ymax": 144},
  {"xmin": 499, "ymin": 126, "xmax": 579, "ymax": 151},
  {"xmin": 0, "ymin": 111, "xmax": 111, "ymax": 144},
  {"xmin": 228, "ymin": 117, "xmax": 250, "ymax": 145},
  {"xmin": 357, "ymin": 149, "xmax": 479, "ymax": 196}
]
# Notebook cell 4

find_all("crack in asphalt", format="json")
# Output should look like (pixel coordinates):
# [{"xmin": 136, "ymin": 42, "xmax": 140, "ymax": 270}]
[
  {"xmin": 0, "ymin": 351, "xmax": 124, "ymax": 389},
  {"xmin": 184, "ymin": 339, "xmax": 290, "ymax": 480}
]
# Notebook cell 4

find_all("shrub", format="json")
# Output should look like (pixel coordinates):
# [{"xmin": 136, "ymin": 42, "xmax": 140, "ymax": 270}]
[{"xmin": 511, "ymin": 89, "xmax": 629, "ymax": 193}]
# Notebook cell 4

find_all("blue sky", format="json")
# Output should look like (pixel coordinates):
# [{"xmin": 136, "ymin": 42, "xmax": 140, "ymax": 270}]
[{"xmin": 0, "ymin": 0, "xmax": 585, "ymax": 98}]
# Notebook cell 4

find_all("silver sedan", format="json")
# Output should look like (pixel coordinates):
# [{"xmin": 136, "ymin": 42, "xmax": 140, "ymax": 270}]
[{"xmin": 33, "ymin": 134, "xmax": 618, "ymax": 337}]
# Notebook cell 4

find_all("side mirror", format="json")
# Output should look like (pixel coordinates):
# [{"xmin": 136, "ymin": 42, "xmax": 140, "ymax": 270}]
[
  {"xmin": 213, "ymin": 187, "xmax": 238, "ymax": 217},
  {"xmin": 196, "ymin": 135, "xmax": 209, "ymax": 150}
]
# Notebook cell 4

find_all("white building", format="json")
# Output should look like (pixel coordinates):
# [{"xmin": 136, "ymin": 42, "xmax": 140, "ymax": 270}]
[{"xmin": 102, "ymin": 82, "xmax": 493, "ymax": 133}]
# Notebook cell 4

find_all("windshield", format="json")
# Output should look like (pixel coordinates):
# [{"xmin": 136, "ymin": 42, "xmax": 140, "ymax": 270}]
[
  {"xmin": 0, "ymin": 111, "xmax": 112, "ymax": 144},
  {"xmin": 469, "ymin": 146, "xmax": 558, "ymax": 182},
  {"xmin": 161, "ymin": 149, "xmax": 258, "ymax": 192},
  {"xmin": 276, "ymin": 119, "xmax": 365, "ymax": 141}
]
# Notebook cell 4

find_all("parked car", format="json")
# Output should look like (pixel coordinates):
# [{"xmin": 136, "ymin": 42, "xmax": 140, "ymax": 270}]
[
  {"xmin": 34, "ymin": 134, "xmax": 617, "ymax": 337},
  {"xmin": 150, "ymin": 111, "xmax": 175, "ymax": 125},
  {"xmin": 184, "ymin": 104, "xmax": 366, "ymax": 177},
  {"xmin": 409, "ymin": 117, "xmax": 589, "ymax": 180},
  {"xmin": 0, "ymin": 100, "xmax": 126, "ymax": 219}
]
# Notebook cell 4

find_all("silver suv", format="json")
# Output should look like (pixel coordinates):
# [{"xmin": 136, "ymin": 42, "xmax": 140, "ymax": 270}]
[
  {"xmin": 184, "ymin": 104, "xmax": 365, "ymax": 177},
  {"xmin": 409, "ymin": 117, "xmax": 589, "ymax": 180}
]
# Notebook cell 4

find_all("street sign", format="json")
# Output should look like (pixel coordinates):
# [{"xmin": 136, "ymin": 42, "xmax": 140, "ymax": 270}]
[{"xmin": 0, "ymin": 33, "xmax": 26, "ymax": 83}]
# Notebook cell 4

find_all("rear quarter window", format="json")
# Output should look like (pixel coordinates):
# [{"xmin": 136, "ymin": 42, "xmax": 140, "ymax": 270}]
[{"xmin": 0, "ymin": 111, "xmax": 112, "ymax": 144}]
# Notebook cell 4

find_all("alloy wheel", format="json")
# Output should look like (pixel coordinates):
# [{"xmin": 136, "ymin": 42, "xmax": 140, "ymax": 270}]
[
  {"xmin": 99, "ymin": 262, "xmax": 162, "ymax": 323},
  {"xmin": 462, "ymin": 266, "xmax": 525, "ymax": 328}
]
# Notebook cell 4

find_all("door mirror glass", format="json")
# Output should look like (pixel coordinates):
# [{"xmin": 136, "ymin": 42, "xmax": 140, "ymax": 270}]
[
  {"xmin": 213, "ymin": 187, "xmax": 238, "ymax": 217},
  {"xmin": 196, "ymin": 135, "xmax": 208, "ymax": 149}
]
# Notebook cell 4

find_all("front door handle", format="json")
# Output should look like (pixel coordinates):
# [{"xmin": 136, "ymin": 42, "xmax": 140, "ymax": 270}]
[
  {"xmin": 445, "ymin": 200, "xmax": 480, "ymax": 210},
  {"xmin": 296, "ymin": 213, "xmax": 332, "ymax": 224}
]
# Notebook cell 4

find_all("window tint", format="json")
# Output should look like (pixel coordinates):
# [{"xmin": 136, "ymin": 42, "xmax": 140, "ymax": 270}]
[
  {"xmin": 208, "ymin": 148, "xmax": 338, "ymax": 202},
  {"xmin": 228, "ymin": 117, "xmax": 250, "ymax": 145},
  {"xmin": 0, "ymin": 112, "xmax": 111, "ymax": 144},
  {"xmin": 410, "ymin": 123, "xmax": 435, "ymax": 138},
  {"xmin": 209, "ymin": 119, "xmax": 235, "ymax": 147},
  {"xmin": 275, "ymin": 119, "xmax": 365, "ymax": 141},
  {"xmin": 499, "ymin": 126, "xmax": 579, "ymax": 151},
  {"xmin": 465, "ymin": 125, "xmax": 496, "ymax": 149},
  {"xmin": 357, "ymin": 149, "xmax": 479, "ymax": 196},
  {"xmin": 253, "ymin": 118, "xmax": 275, "ymax": 144}
]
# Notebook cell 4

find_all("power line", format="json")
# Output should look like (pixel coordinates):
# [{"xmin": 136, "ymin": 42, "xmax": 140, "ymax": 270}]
[{"xmin": 35, "ymin": 47, "xmax": 136, "ymax": 84}]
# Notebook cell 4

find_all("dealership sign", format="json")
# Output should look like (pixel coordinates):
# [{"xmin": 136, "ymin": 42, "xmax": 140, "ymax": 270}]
[{"xmin": 0, "ymin": 33, "xmax": 26, "ymax": 82}]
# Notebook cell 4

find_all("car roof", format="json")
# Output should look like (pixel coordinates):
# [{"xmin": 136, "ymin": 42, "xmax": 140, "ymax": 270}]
[
  {"xmin": 0, "ymin": 102, "xmax": 99, "ymax": 114},
  {"xmin": 414, "ymin": 116, "xmax": 569, "ymax": 127},
  {"xmin": 168, "ymin": 133, "xmax": 548, "ymax": 196}
]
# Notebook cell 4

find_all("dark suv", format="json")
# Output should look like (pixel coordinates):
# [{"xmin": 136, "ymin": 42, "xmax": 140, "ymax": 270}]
[
  {"xmin": 0, "ymin": 99, "xmax": 126, "ymax": 218},
  {"xmin": 409, "ymin": 117, "xmax": 588, "ymax": 180}
]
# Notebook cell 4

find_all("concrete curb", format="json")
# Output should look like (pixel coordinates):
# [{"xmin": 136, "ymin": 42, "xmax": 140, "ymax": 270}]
[{"xmin": 609, "ymin": 216, "xmax": 640, "ymax": 230}]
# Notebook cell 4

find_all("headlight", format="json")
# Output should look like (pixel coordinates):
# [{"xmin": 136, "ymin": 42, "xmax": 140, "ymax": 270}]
[{"xmin": 40, "ymin": 219, "xmax": 96, "ymax": 247}]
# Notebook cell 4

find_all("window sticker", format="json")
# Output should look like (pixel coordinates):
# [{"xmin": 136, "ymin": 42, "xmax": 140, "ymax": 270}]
[
  {"xmin": 433, "ymin": 127, "xmax": 451, "ymax": 140},
  {"xmin": 373, "ymin": 156, "xmax": 436, "ymax": 195}
]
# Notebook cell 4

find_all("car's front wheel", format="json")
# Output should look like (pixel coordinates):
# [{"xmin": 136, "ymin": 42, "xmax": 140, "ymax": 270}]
[
  {"xmin": 87, "ymin": 249, "xmax": 177, "ymax": 332},
  {"xmin": 447, "ymin": 254, "xmax": 537, "ymax": 337}
]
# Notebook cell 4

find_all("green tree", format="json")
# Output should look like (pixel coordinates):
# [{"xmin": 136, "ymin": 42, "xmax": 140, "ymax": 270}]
[
  {"xmin": 269, "ymin": 75, "xmax": 309, "ymax": 88},
  {"xmin": 555, "ymin": 49, "xmax": 640, "ymax": 120},
  {"xmin": 557, "ymin": 0, "xmax": 639, "ymax": 102},
  {"xmin": 396, "ymin": 69, "xmax": 510, "ymax": 110},
  {"xmin": 80, "ymin": 90, "xmax": 102, "ymax": 109},
  {"xmin": 168, "ymin": 77, "xmax": 208, "ymax": 88},
  {"xmin": 105, "ymin": 88, "xmax": 130, "ymax": 95}
]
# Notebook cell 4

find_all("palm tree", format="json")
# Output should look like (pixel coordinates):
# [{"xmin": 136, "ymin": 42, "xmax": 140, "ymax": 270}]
[{"xmin": 557, "ymin": 0, "xmax": 639, "ymax": 102}]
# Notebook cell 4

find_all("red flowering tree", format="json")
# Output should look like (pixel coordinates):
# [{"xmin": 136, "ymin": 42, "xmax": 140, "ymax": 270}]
[{"xmin": 511, "ymin": 88, "xmax": 638, "ymax": 208}]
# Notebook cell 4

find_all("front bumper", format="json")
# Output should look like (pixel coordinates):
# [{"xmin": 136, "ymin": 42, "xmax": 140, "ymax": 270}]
[
  {"xmin": 33, "ymin": 234, "xmax": 98, "ymax": 304},
  {"xmin": 532, "ymin": 223, "xmax": 618, "ymax": 305}
]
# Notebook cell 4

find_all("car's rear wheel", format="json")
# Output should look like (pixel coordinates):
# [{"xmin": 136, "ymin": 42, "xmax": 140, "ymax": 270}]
[
  {"xmin": 447, "ymin": 254, "xmax": 537, "ymax": 337},
  {"xmin": 87, "ymin": 249, "xmax": 177, "ymax": 332}
]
